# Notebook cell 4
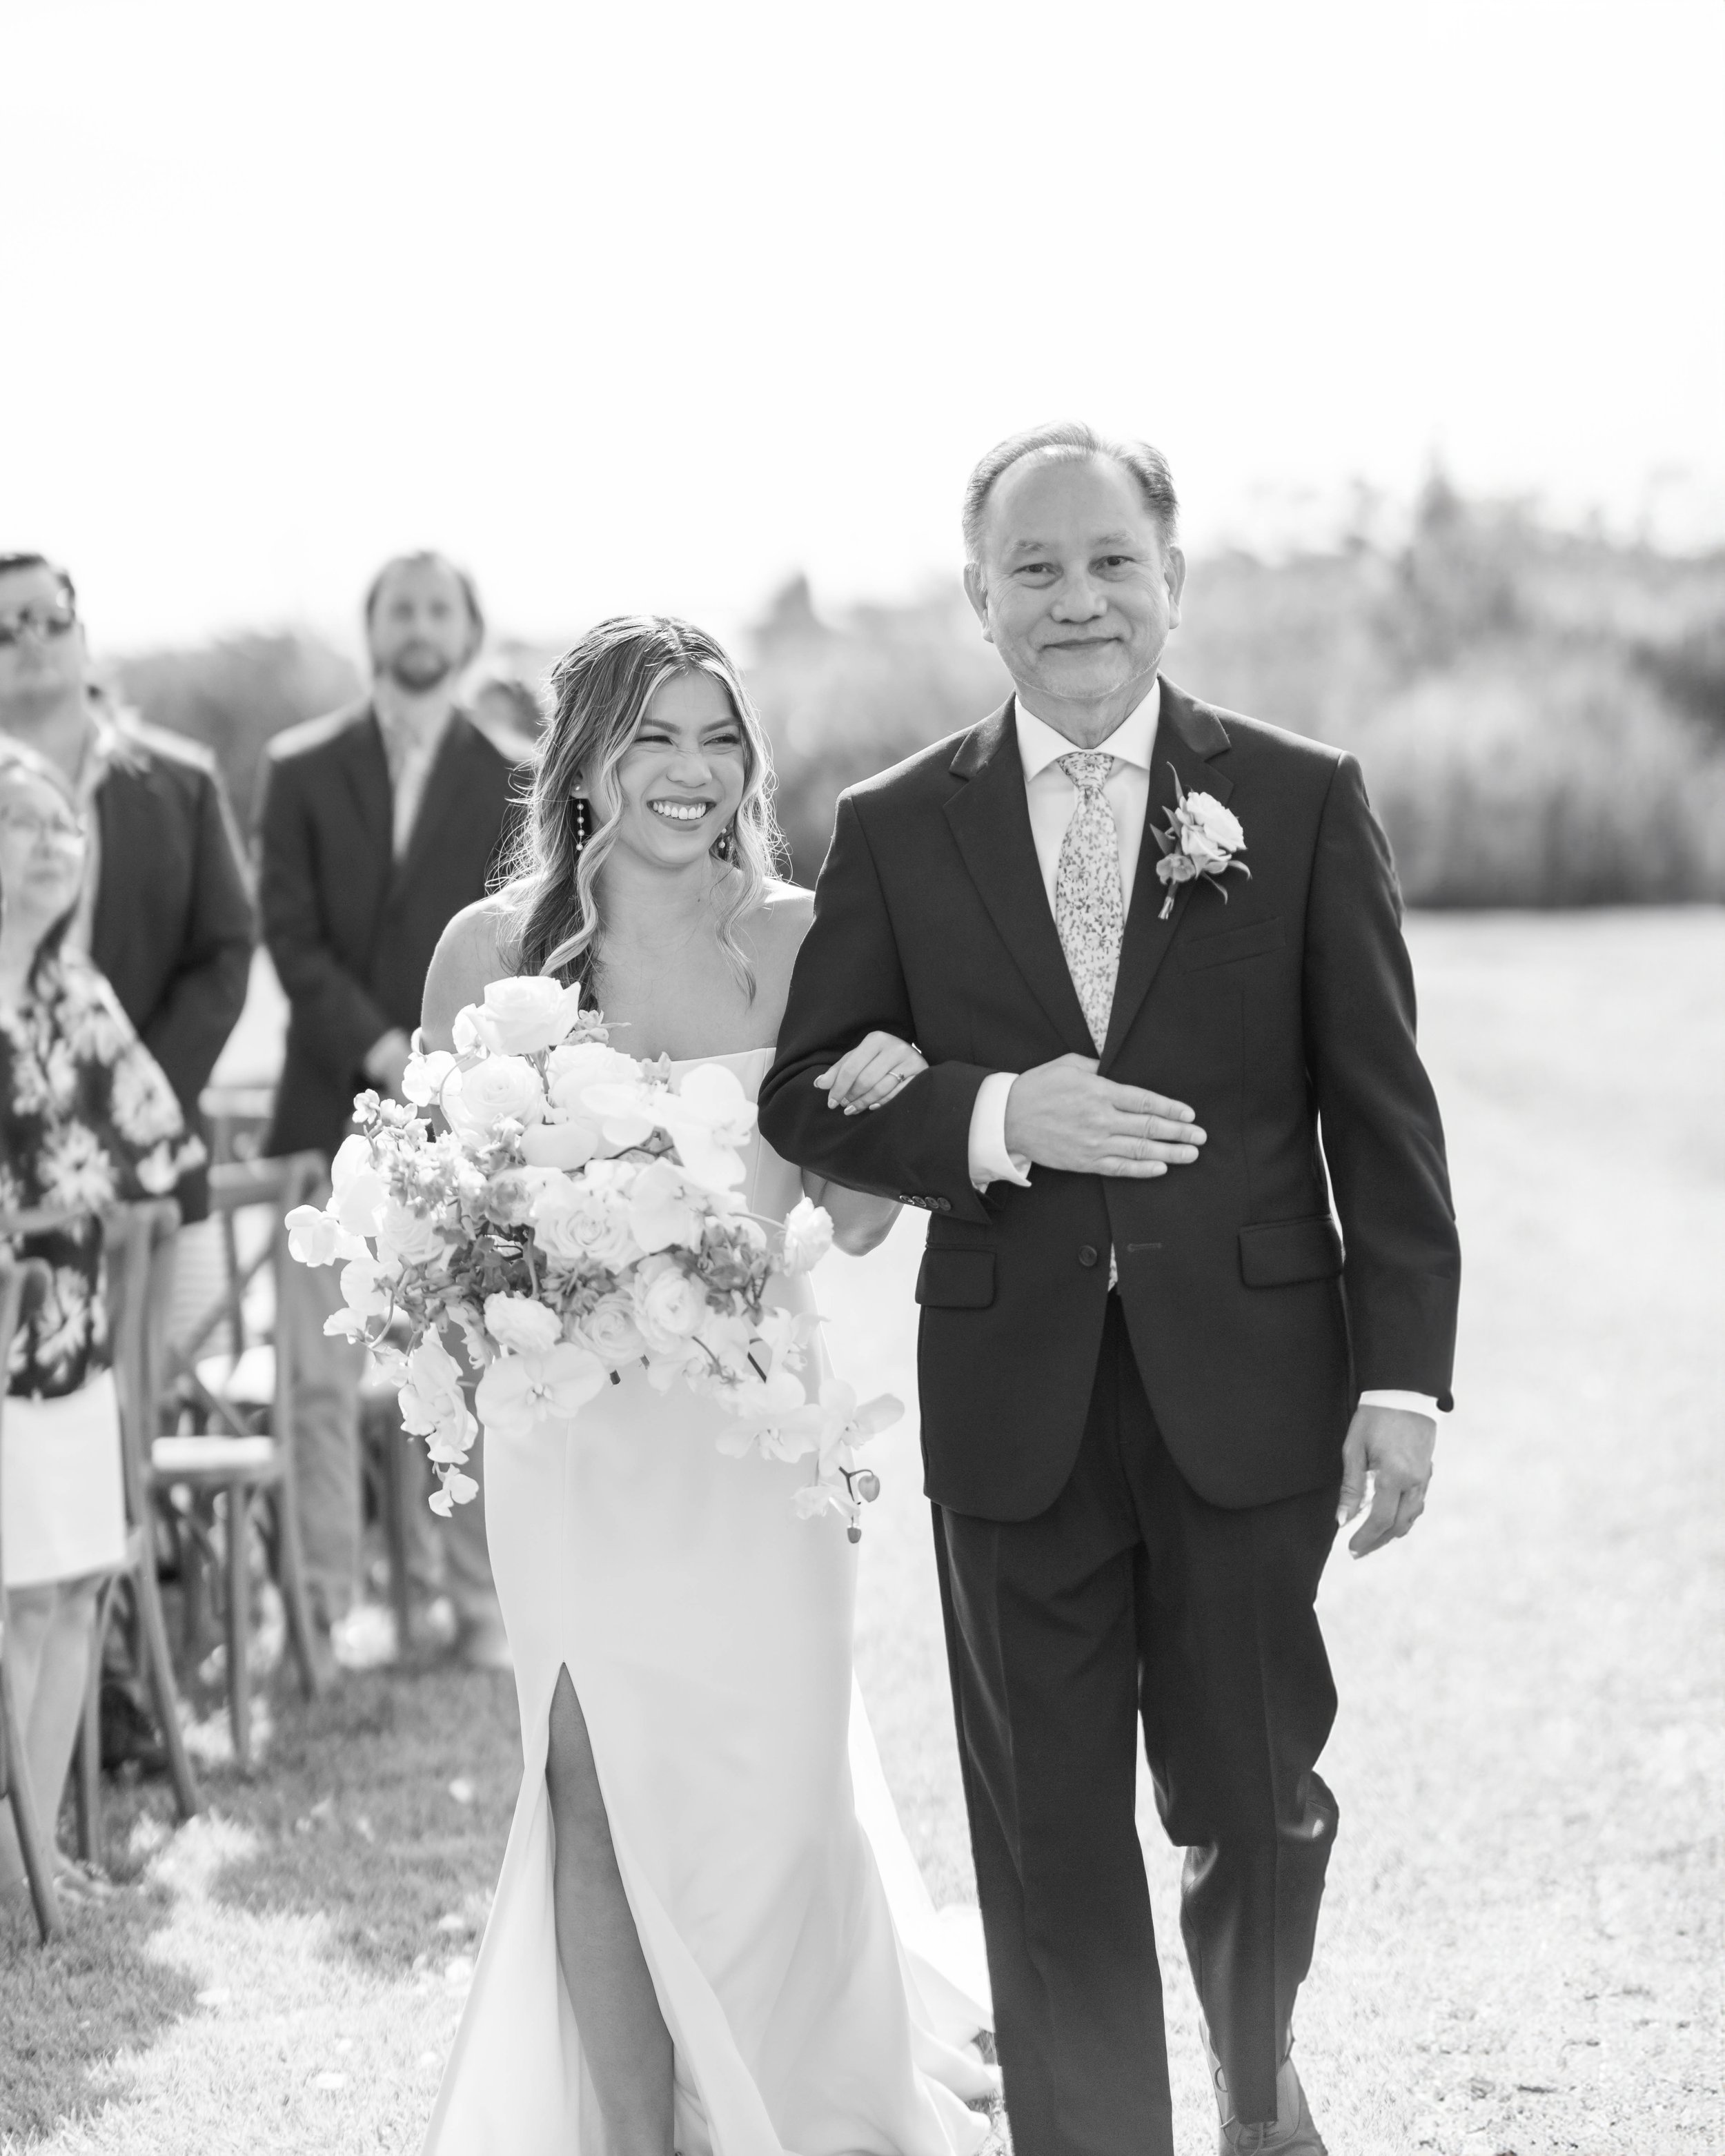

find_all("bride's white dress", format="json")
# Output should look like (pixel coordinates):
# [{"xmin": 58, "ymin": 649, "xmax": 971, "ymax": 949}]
[{"xmin": 423, "ymin": 1049, "xmax": 994, "ymax": 2156}]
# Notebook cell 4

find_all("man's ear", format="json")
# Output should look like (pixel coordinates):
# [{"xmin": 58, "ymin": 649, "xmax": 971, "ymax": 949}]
[
  {"xmin": 1163, "ymin": 544, "xmax": 1187, "ymax": 630},
  {"xmin": 962, "ymin": 561, "xmax": 994, "ymax": 645}
]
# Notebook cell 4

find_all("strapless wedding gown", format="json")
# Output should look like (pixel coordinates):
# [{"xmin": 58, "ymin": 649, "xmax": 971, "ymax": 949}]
[{"xmin": 423, "ymin": 1049, "xmax": 994, "ymax": 2156}]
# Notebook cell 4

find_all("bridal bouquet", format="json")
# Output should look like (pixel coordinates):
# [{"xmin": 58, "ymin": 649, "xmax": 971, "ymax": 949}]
[{"xmin": 284, "ymin": 977, "xmax": 897, "ymax": 1539}]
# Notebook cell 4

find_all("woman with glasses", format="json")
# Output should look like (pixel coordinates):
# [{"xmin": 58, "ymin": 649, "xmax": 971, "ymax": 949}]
[{"xmin": 0, "ymin": 740, "xmax": 202, "ymax": 1912}]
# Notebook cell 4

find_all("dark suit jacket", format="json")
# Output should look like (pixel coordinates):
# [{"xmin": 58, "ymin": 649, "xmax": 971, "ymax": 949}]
[
  {"xmin": 257, "ymin": 702, "xmax": 518, "ymax": 1161},
  {"xmin": 90, "ymin": 722, "xmax": 255, "ymax": 1222},
  {"xmin": 758, "ymin": 682, "xmax": 1461, "ymax": 1521}
]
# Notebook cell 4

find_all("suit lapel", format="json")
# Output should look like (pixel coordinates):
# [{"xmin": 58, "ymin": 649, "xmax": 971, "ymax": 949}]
[
  {"xmin": 391, "ymin": 715, "xmax": 484, "ymax": 900},
  {"xmin": 944, "ymin": 702, "xmax": 1094, "ymax": 1056},
  {"xmin": 335, "ymin": 706, "xmax": 393, "ymax": 853},
  {"xmin": 1098, "ymin": 682, "xmax": 1233, "ymax": 1074}
]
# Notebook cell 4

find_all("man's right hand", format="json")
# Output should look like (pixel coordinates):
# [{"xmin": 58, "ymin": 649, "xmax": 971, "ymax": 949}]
[
  {"xmin": 363, "ymin": 1027, "xmax": 414, "ymax": 1101},
  {"xmin": 1003, "ymin": 1054, "xmax": 1206, "ymax": 1178}
]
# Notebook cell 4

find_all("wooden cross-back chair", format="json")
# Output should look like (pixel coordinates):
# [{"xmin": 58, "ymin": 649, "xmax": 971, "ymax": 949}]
[
  {"xmin": 151, "ymin": 1150, "xmax": 326, "ymax": 1768},
  {"xmin": 73, "ymin": 1199, "xmax": 202, "ymax": 1860},
  {"xmin": 0, "ymin": 1250, "xmax": 63, "ymax": 1943}
]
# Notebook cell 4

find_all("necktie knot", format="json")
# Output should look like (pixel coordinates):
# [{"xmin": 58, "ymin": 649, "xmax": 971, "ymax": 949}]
[{"xmin": 1058, "ymin": 751, "xmax": 1114, "ymax": 798}]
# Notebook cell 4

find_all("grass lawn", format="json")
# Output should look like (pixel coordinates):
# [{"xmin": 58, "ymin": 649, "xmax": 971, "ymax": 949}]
[{"xmin": 3, "ymin": 911, "xmax": 1720, "ymax": 2155}]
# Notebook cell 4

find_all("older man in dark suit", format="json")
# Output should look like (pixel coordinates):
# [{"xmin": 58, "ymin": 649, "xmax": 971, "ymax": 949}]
[
  {"xmin": 0, "ymin": 555, "xmax": 253, "ymax": 1222},
  {"xmin": 259, "ymin": 552, "xmax": 520, "ymax": 1666},
  {"xmin": 761, "ymin": 426, "xmax": 1460, "ymax": 2156}
]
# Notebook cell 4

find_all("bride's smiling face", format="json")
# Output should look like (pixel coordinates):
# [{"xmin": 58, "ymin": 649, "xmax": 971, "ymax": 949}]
[{"xmin": 604, "ymin": 669, "xmax": 749, "ymax": 871}]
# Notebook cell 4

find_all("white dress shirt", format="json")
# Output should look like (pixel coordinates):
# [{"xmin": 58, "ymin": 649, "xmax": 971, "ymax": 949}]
[{"xmin": 961, "ymin": 684, "xmax": 1437, "ymax": 1423}]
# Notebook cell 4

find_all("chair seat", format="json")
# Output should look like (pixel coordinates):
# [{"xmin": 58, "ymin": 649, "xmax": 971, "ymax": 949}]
[
  {"xmin": 193, "ymin": 1344, "xmax": 277, "ymax": 1408},
  {"xmin": 152, "ymin": 1433, "xmax": 283, "ymax": 1479}
]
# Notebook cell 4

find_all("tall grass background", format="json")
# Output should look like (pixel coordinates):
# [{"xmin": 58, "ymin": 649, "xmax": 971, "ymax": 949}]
[{"xmin": 109, "ymin": 477, "xmax": 1725, "ymax": 906}]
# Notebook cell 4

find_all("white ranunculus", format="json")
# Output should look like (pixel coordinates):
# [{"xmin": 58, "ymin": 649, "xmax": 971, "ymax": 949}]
[
  {"xmin": 779, "ymin": 1196, "xmax": 834, "ymax": 1276},
  {"xmin": 468, "ymin": 976, "xmax": 586, "ymax": 1057},
  {"xmin": 630, "ymin": 1254, "xmax": 709, "ymax": 1356},
  {"xmin": 475, "ymin": 1343, "xmax": 607, "ymax": 1439},
  {"xmin": 484, "ymin": 1292, "xmax": 562, "ymax": 1356},
  {"xmin": 444, "ymin": 1055, "xmax": 546, "ymax": 1148},
  {"xmin": 545, "ymin": 1041, "xmax": 640, "ymax": 1111}
]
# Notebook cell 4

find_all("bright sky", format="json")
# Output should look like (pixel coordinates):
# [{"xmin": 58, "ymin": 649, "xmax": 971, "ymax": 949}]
[{"xmin": 4, "ymin": 0, "xmax": 1722, "ymax": 656}]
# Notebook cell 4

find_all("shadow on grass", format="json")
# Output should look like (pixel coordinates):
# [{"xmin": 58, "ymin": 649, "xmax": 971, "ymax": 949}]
[
  {"xmin": 200, "ymin": 1661, "xmax": 522, "ymax": 1973},
  {"xmin": 0, "ymin": 1876, "xmax": 197, "ymax": 2144}
]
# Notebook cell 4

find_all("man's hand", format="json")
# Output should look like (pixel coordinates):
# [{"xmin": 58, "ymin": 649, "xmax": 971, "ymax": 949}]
[
  {"xmin": 1003, "ymin": 1054, "xmax": 1205, "ymax": 1178},
  {"xmin": 363, "ymin": 1027, "xmax": 414, "ymax": 1101},
  {"xmin": 1337, "ymin": 1404, "xmax": 1437, "ymax": 1557}
]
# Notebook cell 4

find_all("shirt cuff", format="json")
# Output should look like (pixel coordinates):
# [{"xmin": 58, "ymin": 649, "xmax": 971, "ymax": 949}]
[
  {"xmin": 968, "ymin": 1071, "xmax": 1033, "ymax": 1191},
  {"xmin": 1359, "ymin": 1388, "xmax": 1439, "ymax": 1421}
]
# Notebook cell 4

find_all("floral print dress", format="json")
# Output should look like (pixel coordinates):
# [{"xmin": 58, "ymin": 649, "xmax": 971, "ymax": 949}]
[{"xmin": 1, "ymin": 949, "xmax": 203, "ymax": 1588}]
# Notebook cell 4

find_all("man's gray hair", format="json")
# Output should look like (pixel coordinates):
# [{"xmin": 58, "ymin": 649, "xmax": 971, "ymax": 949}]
[{"xmin": 962, "ymin": 422, "xmax": 1179, "ymax": 565}]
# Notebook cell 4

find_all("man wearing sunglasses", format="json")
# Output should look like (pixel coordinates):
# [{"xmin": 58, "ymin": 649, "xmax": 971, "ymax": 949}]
[{"xmin": 0, "ymin": 554, "xmax": 253, "ymax": 1222}]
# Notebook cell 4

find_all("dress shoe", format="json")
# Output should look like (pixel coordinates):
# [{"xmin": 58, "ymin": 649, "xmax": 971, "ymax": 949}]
[{"xmin": 1203, "ymin": 2030, "xmax": 1328, "ymax": 2155}]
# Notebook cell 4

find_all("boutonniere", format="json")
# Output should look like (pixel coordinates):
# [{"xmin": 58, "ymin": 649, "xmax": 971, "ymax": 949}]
[{"xmin": 1151, "ymin": 769, "xmax": 1249, "ymax": 920}]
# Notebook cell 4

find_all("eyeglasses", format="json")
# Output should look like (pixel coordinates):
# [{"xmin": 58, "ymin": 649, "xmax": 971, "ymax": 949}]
[
  {"xmin": 0, "ymin": 806, "xmax": 86, "ymax": 847},
  {"xmin": 0, "ymin": 602, "xmax": 78, "ymax": 650}
]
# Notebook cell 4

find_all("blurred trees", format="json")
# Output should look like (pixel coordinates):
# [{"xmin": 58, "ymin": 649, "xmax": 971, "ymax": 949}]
[{"xmin": 106, "ymin": 486, "xmax": 1725, "ymax": 903}]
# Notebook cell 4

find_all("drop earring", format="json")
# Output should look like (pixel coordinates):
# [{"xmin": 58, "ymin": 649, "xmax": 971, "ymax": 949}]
[
  {"xmin": 573, "ymin": 796, "xmax": 590, "ymax": 853},
  {"xmin": 713, "ymin": 820, "xmax": 736, "ymax": 863}
]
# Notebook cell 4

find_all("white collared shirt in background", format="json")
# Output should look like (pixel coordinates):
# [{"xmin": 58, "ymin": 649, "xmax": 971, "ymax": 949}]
[
  {"xmin": 377, "ymin": 702, "xmax": 456, "ymax": 860},
  {"xmin": 958, "ymin": 683, "xmax": 1437, "ymax": 1423}
]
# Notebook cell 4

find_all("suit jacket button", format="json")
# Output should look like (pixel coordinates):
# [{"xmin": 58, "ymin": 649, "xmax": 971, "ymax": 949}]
[
  {"xmin": 934, "ymin": 1198, "xmax": 951, "ymax": 1213},
  {"xmin": 1078, "ymin": 1244, "xmax": 1098, "ymax": 1267}
]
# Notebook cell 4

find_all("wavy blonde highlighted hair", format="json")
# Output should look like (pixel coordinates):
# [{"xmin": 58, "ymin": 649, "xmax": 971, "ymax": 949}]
[{"xmin": 495, "ymin": 615, "xmax": 785, "ymax": 996}]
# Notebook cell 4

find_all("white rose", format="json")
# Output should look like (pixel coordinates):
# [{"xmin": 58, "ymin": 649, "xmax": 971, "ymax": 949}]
[
  {"xmin": 630, "ymin": 1254, "xmax": 709, "ymax": 1356},
  {"xmin": 484, "ymin": 1292, "xmax": 563, "ymax": 1355},
  {"xmin": 1181, "ymin": 825, "xmax": 1233, "ymax": 871},
  {"xmin": 531, "ymin": 1179, "xmax": 642, "ymax": 1271},
  {"xmin": 571, "ymin": 1292, "xmax": 647, "ymax": 1368},
  {"xmin": 1183, "ymin": 792, "xmax": 1245, "ymax": 855},
  {"xmin": 545, "ymin": 1041, "xmax": 639, "ymax": 1111},
  {"xmin": 779, "ymin": 1196, "xmax": 834, "ymax": 1276},
  {"xmin": 444, "ymin": 1055, "xmax": 546, "ymax": 1148},
  {"xmin": 469, "ymin": 976, "xmax": 585, "ymax": 1057},
  {"xmin": 374, "ymin": 1196, "xmax": 450, "ymax": 1269}
]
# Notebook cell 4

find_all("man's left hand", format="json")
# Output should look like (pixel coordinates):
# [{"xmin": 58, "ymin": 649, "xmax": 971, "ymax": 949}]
[{"xmin": 1337, "ymin": 1404, "xmax": 1437, "ymax": 1558}]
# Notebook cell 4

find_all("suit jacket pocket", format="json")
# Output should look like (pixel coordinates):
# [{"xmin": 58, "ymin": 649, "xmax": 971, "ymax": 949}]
[
  {"xmin": 1238, "ymin": 1214, "xmax": 1343, "ymax": 1287},
  {"xmin": 915, "ymin": 1249, "xmax": 996, "ymax": 1309},
  {"xmin": 1181, "ymin": 916, "xmax": 1285, "ymax": 971}
]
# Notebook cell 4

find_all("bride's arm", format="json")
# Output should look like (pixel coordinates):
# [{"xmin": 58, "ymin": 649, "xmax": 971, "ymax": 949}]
[
  {"xmin": 422, "ymin": 901, "xmax": 513, "ymax": 1054},
  {"xmin": 800, "ymin": 1171, "xmax": 901, "ymax": 1257}
]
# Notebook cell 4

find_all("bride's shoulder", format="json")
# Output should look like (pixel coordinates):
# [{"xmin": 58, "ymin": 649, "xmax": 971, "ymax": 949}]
[
  {"xmin": 749, "ymin": 879, "xmax": 816, "ymax": 955},
  {"xmin": 423, "ymin": 897, "xmax": 520, "ymax": 1047}
]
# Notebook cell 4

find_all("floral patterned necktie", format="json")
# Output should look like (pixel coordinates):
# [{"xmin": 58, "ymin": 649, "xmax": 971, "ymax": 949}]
[{"xmin": 1054, "ymin": 752, "xmax": 1123, "ymax": 1052}]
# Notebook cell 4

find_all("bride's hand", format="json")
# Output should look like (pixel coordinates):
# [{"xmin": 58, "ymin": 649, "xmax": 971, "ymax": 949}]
[{"xmin": 814, "ymin": 1032, "xmax": 929, "ymax": 1115}]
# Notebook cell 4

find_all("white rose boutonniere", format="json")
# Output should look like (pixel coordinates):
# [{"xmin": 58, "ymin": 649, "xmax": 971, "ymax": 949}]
[{"xmin": 1150, "ymin": 769, "xmax": 1249, "ymax": 920}]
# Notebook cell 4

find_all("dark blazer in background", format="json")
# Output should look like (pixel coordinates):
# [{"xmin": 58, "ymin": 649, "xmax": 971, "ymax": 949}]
[
  {"xmin": 759, "ymin": 681, "xmax": 1461, "ymax": 1520},
  {"xmin": 90, "ymin": 722, "xmax": 256, "ymax": 1222},
  {"xmin": 257, "ymin": 702, "xmax": 519, "ymax": 1161}
]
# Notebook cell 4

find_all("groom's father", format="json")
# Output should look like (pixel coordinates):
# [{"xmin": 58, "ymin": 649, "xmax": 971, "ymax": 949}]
[{"xmin": 760, "ymin": 424, "xmax": 1459, "ymax": 2156}]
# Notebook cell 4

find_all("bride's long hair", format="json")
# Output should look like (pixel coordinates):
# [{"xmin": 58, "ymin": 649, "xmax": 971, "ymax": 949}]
[{"xmin": 496, "ymin": 615, "xmax": 786, "ymax": 996}]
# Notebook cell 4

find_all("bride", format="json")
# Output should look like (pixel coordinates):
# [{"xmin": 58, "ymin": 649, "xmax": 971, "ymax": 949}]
[{"xmin": 418, "ymin": 615, "xmax": 995, "ymax": 2156}]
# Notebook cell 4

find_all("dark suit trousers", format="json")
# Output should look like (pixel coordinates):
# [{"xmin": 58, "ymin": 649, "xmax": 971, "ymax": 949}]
[{"xmin": 935, "ymin": 1296, "xmax": 1340, "ymax": 2153}]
